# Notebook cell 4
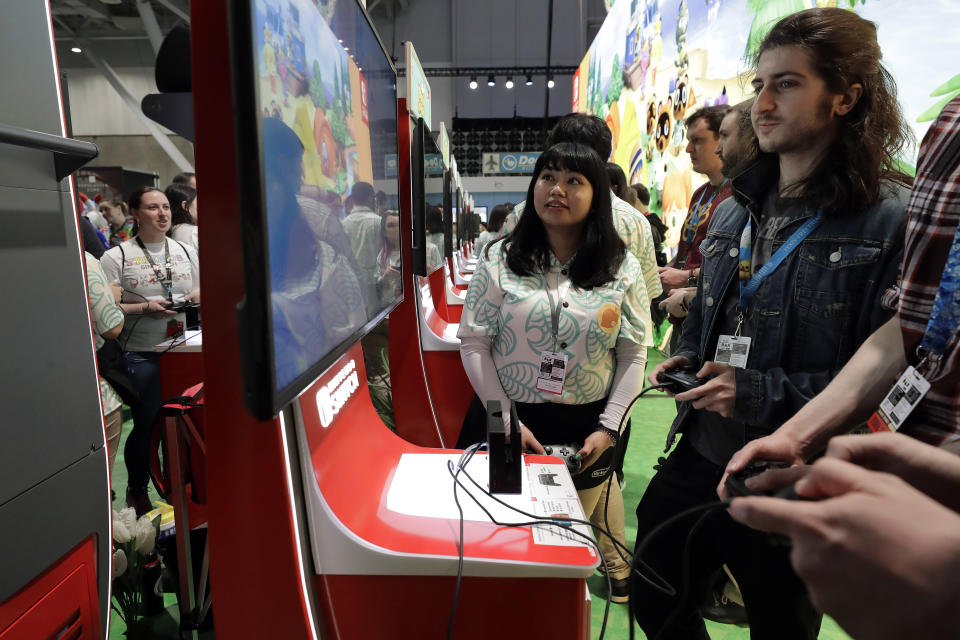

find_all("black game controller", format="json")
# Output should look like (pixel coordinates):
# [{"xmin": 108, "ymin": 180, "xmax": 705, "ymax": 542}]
[
  {"xmin": 542, "ymin": 444, "xmax": 582, "ymax": 474},
  {"xmin": 656, "ymin": 367, "xmax": 710, "ymax": 393},
  {"xmin": 725, "ymin": 460, "xmax": 793, "ymax": 498},
  {"xmin": 168, "ymin": 300, "xmax": 200, "ymax": 313}
]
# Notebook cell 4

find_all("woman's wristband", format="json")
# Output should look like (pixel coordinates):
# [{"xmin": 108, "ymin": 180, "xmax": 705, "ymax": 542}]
[{"xmin": 594, "ymin": 425, "xmax": 619, "ymax": 445}]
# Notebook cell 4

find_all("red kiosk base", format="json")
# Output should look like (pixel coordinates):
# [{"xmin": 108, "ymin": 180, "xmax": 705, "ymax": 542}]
[{"xmin": 293, "ymin": 343, "xmax": 596, "ymax": 638}]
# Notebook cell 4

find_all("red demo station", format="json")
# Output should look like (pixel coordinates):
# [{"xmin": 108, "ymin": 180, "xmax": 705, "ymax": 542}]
[
  {"xmin": 0, "ymin": 2, "xmax": 600, "ymax": 639},
  {"xmin": 189, "ymin": 1, "xmax": 599, "ymax": 639}
]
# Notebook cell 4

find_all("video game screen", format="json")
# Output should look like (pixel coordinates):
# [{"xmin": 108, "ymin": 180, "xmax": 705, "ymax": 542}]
[
  {"xmin": 422, "ymin": 125, "xmax": 444, "ymax": 275},
  {"xmin": 241, "ymin": 0, "xmax": 400, "ymax": 413},
  {"xmin": 442, "ymin": 169, "xmax": 453, "ymax": 257}
]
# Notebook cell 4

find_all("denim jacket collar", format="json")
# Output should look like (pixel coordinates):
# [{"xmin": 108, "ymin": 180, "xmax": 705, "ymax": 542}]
[{"xmin": 730, "ymin": 154, "xmax": 780, "ymax": 215}]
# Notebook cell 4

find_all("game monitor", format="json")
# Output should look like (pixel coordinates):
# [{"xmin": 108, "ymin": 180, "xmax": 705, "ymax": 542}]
[
  {"xmin": 442, "ymin": 169, "xmax": 453, "ymax": 257},
  {"xmin": 453, "ymin": 189, "xmax": 462, "ymax": 249},
  {"xmin": 411, "ymin": 117, "xmax": 445, "ymax": 277},
  {"xmin": 230, "ymin": 0, "xmax": 401, "ymax": 420}
]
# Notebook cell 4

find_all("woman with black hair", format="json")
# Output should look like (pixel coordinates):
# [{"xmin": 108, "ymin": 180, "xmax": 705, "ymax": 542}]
[
  {"xmin": 165, "ymin": 183, "xmax": 198, "ymax": 253},
  {"xmin": 458, "ymin": 142, "xmax": 648, "ymax": 602}
]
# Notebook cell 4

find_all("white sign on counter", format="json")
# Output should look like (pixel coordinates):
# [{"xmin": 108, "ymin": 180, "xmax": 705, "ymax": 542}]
[{"xmin": 386, "ymin": 453, "xmax": 593, "ymax": 548}]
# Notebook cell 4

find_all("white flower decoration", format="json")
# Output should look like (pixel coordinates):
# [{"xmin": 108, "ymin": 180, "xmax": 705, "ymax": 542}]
[
  {"xmin": 112, "ymin": 548, "xmax": 128, "ymax": 579},
  {"xmin": 135, "ymin": 515, "xmax": 157, "ymax": 555},
  {"xmin": 112, "ymin": 508, "xmax": 134, "ymax": 543}
]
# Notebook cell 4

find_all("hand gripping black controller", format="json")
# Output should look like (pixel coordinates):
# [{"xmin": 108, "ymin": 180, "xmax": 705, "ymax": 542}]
[
  {"xmin": 656, "ymin": 367, "xmax": 710, "ymax": 393},
  {"xmin": 168, "ymin": 300, "xmax": 200, "ymax": 312},
  {"xmin": 725, "ymin": 460, "xmax": 796, "ymax": 498},
  {"xmin": 543, "ymin": 444, "xmax": 582, "ymax": 474}
]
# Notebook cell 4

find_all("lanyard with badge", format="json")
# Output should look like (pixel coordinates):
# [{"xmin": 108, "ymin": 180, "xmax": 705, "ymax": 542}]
[
  {"xmin": 136, "ymin": 237, "xmax": 182, "ymax": 336},
  {"xmin": 714, "ymin": 210, "xmax": 823, "ymax": 369},
  {"xmin": 868, "ymin": 220, "xmax": 960, "ymax": 432},
  {"xmin": 684, "ymin": 179, "xmax": 728, "ymax": 244},
  {"xmin": 537, "ymin": 267, "xmax": 573, "ymax": 394}
]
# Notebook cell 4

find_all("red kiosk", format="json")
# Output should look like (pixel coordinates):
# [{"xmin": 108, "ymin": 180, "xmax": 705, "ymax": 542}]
[{"xmin": 191, "ymin": 2, "xmax": 597, "ymax": 638}]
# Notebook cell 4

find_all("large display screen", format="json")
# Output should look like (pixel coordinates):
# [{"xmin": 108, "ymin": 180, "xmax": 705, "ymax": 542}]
[{"xmin": 233, "ymin": 0, "xmax": 400, "ymax": 419}]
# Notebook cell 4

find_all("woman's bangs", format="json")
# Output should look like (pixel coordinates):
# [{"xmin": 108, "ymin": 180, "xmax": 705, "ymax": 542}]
[{"xmin": 539, "ymin": 144, "xmax": 595, "ymax": 179}]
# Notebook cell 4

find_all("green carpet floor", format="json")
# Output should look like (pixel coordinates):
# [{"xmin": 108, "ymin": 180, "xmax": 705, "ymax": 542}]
[{"xmin": 106, "ymin": 349, "xmax": 852, "ymax": 639}]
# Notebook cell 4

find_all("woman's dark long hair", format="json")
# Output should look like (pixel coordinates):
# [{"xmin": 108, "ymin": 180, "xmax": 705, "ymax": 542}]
[
  {"xmin": 165, "ymin": 183, "xmax": 197, "ymax": 228},
  {"xmin": 755, "ymin": 8, "xmax": 913, "ymax": 214},
  {"xmin": 606, "ymin": 162, "xmax": 628, "ymax": 200},
  {"xmin": 502, "ymin": 142, "xmax": 624, "ymax": 289},
  {"xmin": 486, "ymin": 204, "xmax": 510, "ymax": 233}
]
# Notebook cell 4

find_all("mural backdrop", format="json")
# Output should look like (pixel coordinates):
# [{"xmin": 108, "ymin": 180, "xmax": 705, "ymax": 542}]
[{"xmin": 576, "ymin": 0, "xmax": 960, "ymax": 246}]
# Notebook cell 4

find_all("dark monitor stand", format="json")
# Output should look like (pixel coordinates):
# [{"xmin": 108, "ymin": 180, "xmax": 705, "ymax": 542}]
[{"xmin": 487, "ymin": 400, "xmax": 522, "ymax": 494}]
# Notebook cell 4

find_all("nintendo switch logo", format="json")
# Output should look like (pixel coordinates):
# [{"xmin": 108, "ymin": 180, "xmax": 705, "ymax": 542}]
[
  {"xmin": 316, "ymin": 359, "xmax": 360, "ymax": 427},
  {"xmin": 359, "ymin": 73, "xmax": 369, "ymax": 125}
]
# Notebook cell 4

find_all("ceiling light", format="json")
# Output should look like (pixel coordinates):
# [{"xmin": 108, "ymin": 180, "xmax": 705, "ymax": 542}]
[
  {"xmin": 71, "ymin": 47, "xmax": 82, "ymax": 53},
  {"xmin": 525, "ymin": 74, "xmax": 533, "ymax": 86},
  {"xmin": 343, "ymin": 46, "xmax": 349, "ymax": 51},
  {"xmin": 469, "ymin": 76, "xmax": 478, "ymax": 90},
  {"xmin": 487, "ymin": 74, "xmax": 496, "ymax": 87},
  {"xmin": 505, "ymin": 76, "xmax": 514, "ymax": 89},
  {"xmin": 547, "ymin": 76, "xmax": 555, "ymax": 89}
]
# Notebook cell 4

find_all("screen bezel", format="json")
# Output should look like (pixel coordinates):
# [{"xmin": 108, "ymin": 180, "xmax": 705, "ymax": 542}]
[
  {"xmin": 442, "ymin": 169, "xmax": 452, "ymax": 257},
  {"xmin": 228, "ymin": 0, "xmax": 402, "ymax": 420},
  {"xmin": 410, "ymin": 117, "xmax": 444, "ymax": 277}
]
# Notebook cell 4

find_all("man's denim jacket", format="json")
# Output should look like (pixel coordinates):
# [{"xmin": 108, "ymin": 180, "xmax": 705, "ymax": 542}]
[{"xmin": 667, "ymin": 158, "xmax": 909, "ymax": 450}]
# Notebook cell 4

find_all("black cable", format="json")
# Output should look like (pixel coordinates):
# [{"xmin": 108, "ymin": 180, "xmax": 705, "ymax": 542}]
[
  {"xmin": 118, "ymin": 287, "xmax": 150, "ymax": 351},
  {"xmin": 445, "ymin": 452, "xmax": 613, "ymax": 639},
  {"xmin": 446, "ymin": 442, "xmax": 482, "ymax": 640},
  {"xmin": 160, "ymin": 328, "xmax": 202, "ymax": 353},
  {"xmin": 598, "ymin": 382, "xmax": 669, "ymax": 640},
  {"xmin": 445, "ymin": 383, "xmax": 679, "ymax": 639},
  {"xmin": 651, "ymin": 508, "xmax": 719, "ymax": 640},
  {"xmin": 629, "ymin": 500, "xmax": 731, "ymax": 638}
]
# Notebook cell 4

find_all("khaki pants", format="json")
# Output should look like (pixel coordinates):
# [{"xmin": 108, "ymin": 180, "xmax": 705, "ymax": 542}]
[
  {"xmin": 578, "ymin": 478, "xmax": 631, "ymax": 580},
  {"xmin": 104, "ymin": 407, "xmax": 123, "ymax": 477}
]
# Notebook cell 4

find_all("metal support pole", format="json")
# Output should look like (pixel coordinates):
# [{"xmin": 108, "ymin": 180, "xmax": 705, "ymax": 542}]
[
  {"xmin": 155, "ymin": 0, "xmax": 191, "ymax": 24},
  {"xmin": 136, "ymin": 0, "xmax": 164, "ymax": 55},
  {"xmin": 543, "ymin": 0, "xmax": 554, "ymax": 129},
  {"xmin": 84, "ymin": 45, "xmax": 194, "ymax": 172},
  {"xmin": 56, "ymin": 17, "xmax": 194, "ymax": 172}
]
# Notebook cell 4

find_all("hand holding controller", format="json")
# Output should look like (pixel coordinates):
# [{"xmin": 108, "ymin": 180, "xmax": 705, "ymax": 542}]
[
  {"xmin": 725, "ymin": 460, "xmax": 801, "ymax": 499},
  {"xmin": 543, "ymin": 444, "xmax": 582, "ymax": 474},
  {"xmin": 656, "ymin": 367, "xmax": 712, "ymax": 394},
  {"xmin": 168, "ymin": 300, "xmax": 200, "ymax": 313}
]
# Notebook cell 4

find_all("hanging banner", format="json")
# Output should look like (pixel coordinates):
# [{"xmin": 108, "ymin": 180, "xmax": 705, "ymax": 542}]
[{"xmin": 482, "ymin": 152, "xmax": 541, "ymax": 174}]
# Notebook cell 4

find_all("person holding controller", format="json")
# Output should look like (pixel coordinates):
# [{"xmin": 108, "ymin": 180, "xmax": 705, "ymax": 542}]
[{"xmin": 458, "ymin": 142, "xmax": 649, "ymax": 602}]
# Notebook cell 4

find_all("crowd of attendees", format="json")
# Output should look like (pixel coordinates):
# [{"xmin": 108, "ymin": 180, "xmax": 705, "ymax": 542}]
[
  {"xmin": 456, "ymin": 8, "xmax": 960, "ymax": 640},
  {"xmin": 76, "ymin": 8, "xmax": 960, "ymax": 639},
  {"xmin": 79, "ymin": 153, "xmax": 414, "ymax": 511}
]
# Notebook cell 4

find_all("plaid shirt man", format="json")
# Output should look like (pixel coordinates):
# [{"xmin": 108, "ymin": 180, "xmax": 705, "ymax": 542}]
[{"xmin": 882, "ymin": 95, "xmax": 960, "ymax": 447}]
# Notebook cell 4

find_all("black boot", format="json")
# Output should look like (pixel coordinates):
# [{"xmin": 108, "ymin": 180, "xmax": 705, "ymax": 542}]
[{"xmin": 126, "ymin": 485, "xmax": 153, "ymax": 517}]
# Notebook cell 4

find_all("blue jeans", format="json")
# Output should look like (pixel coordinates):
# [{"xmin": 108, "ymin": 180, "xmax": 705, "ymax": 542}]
[{"xmin": 124, "ymin": 351, "xmax": 161, "ymax": 489}]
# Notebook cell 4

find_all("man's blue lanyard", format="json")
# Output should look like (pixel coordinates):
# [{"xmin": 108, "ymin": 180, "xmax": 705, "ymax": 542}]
[
  {"xmin": 685, "ymin": 179, "xmax": 728, "ymax": 243},
  {"xmin": 919, "ymin": 219, "xmax": 960, "ymax": 367},
  {"xmin": 738, "ymin": 210, "xmax": 823, "ymax": 317}
]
